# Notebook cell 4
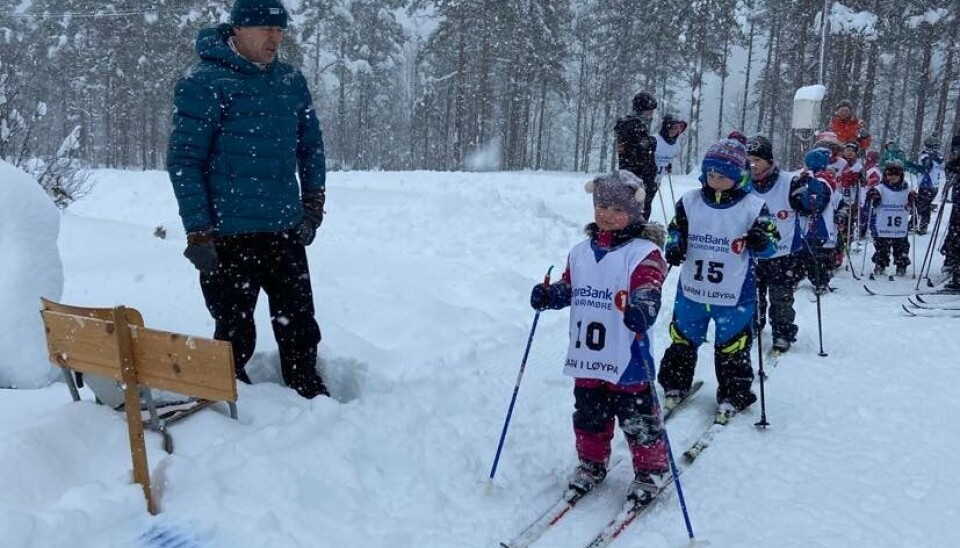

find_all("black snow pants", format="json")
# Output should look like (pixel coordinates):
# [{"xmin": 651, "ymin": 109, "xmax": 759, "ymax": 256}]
[{"xmin": 200, "ymin": 230, "xmax": 327, "ymax": 398}]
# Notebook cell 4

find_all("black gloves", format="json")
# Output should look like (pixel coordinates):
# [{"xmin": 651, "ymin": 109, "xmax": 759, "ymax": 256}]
[
  {"xmin": 530, "ymin": 283, "xmax": 552, "ymax": 311},
  {"xmin": 297, "ymin": 191, "xmax": 325, "ymax": 246},
  {"xmin": 665, "ymin": 241, "xmax": 686, "ymax": 267},
  {"xmin": 184, "ymin": 230, "xmax": 218, "ymax": 273},
  {"xmin": 745, "ymin": 225, "xmax": 769, "ymax": 252}
]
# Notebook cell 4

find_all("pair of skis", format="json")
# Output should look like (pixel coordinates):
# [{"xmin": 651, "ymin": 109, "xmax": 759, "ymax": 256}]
[
  {"xmin": 862, "ymin": 282, "xmax": 960, "ymax": 317},
  {"xmin": 501, "ymin": 381, "xmax": 725, "ymax": 548},
  {"xmin": 902, "ymin": 295, "xmax": 960, "ymax": 318}
]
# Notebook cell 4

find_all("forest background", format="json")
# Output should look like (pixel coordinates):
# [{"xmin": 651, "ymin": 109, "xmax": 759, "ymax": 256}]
[{"xmin": 1, "ymin": 0, "xmax": 959, "ymax": 198}]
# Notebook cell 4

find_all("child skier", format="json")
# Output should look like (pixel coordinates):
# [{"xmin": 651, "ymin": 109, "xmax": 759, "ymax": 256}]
[
  {"xmin": 654, "ymin": 114, "xmax": 688, "ymax": 177},
  {"xmin": 792, "ymin": 147, "xmax": 837, "ymax": 295},
  {"xmin": 746, "ymin": 135, "xmax": 801, "ymax": 352},
  {"xmin": 529, "ymin": 171, "xmax": 670, "ymax": 505},
  {"xmin": 867, "ymin": 161, "xmax": 916, "ymax": 277},
  {"xmin": 858, "ymin": 150, "xmax": 882, "ymax": 239},
  {"xmin": 914, "ymin": 135, "xmax": 945, "ymax": 235},
  {"xmin": 651, "ymin": 114, "xmax": 688, "ymax": 223},
  {"xmin": 657, "ymin": 140, "xmax": 779, "ymax": 418}
]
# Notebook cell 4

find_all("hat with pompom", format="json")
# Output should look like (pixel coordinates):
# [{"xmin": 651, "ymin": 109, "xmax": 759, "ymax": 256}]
[
  {"xmin": 701, "ymin": 139, "xmax": 747, "ymax": 183},
  {"xmin": 231, "ymin": 0, "xmax": 288, "ymax": 28},
  {"xmin": 585, "ymin": 171, "xmax": 647, "ymax": 224}
]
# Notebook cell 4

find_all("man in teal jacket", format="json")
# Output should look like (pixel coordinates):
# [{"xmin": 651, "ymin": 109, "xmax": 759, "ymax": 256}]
[{"xmin": 167, "ymin": 0, "xmax": 329, "ymax": 399}]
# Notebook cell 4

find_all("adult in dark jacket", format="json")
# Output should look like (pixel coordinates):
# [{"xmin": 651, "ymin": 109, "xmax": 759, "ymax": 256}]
[
  {"xmin": 615, "ymin": 91, "xmax": 659, "ymax": 221},
  {"xmin": 942, "ymin": 135, "xmax": 960, "ymax": 291},
  {"xmin": 167, "ymin": 0, "xmax": 329, "ymax": 399}
]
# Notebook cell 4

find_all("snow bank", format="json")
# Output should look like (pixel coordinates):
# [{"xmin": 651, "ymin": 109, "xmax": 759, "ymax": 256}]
[{"xmin": 0, "ymin": 160, "xmax": 64, "ymax": 388}]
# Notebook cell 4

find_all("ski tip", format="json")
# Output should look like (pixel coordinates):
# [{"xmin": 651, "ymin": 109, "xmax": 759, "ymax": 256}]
[
  {"xmin": 901, "ymin": 304, "xmax": 916, "ymax": 316},
  {"xmin": 863, "ymin": 284, "xmax": 875, "ymax": 295}
]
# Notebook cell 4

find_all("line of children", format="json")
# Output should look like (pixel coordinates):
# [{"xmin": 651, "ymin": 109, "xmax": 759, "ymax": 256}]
[
  {"xmin": 746, "ymin": 135, "xmax": 802, "ymax": 352},
  {"xmin": 657, "ymin": 139, "xmax": 780, "ymax": 418},
  {"xmin": 529, "ymin": 171, "xmax": 671, "ymax": 504},
  {"xmin": 867, "ymin": 161, "xmax": 917, "ymax": 277}
]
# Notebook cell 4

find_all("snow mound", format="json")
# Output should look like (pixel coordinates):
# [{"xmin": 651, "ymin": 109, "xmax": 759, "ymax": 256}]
[{"xmin": 0, "ymin": 160, "xmax": 64, "ymax": 388}]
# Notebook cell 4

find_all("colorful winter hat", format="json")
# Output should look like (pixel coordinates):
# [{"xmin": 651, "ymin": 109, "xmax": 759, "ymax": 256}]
[
  {"xmin": 804, "ymin": 147, "xmax": 831, "ymax": 172},
  {"xmin": 585, "ymin": 171, "xmax": 646, "ymax": 224},
  {"xmin": 231, "ymin": 0, "xmax": 288, "ymax": 28},
  {"xmin": 701, "ymin": 139, "xmax": 747, "ymax": 183},
  {"xmin": 727, "ymin": 131, "xmax": 748, "ymax": 145}
]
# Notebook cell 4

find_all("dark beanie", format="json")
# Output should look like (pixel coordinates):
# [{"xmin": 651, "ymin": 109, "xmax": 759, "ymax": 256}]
[
  {"xmin": 746, "ymin": 135, "xmax": 774, "ymax": 162},
  {"xmin": 232, "ymin": 0, "xmax": 289, "ymax": 28}
]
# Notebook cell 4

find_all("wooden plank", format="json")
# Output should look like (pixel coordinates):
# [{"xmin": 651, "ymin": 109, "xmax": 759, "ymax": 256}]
[
  {"xmin": 131, "ymin": 327, "xmax": 237, "ymax": 402},
  {"xmin": 114, "ymin": 307, "xmax": 156, "ymax": 515},
  {"xmin": 40, "ymin": 311, "xmax": 122, "ymax": 380},
  {"xmin": 41, "ymin": 297, "xmax": 144, "ymax": 326}
]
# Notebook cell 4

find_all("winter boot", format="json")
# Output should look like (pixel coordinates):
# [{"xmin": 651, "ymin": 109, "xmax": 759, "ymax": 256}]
[
  {"xmin": 715, "ymin": 402, "xmax": 741, "ymax": 425},
  {"xmin": 627, "ymin": 469, "xmax": 671, "ymax": 506},
  {"xmin": 663, "ymin": 388, "xmax": 690, "ymax": 414},
  {"xmin": 568, "ymin": 460, "xmax": 607, "ymax": 495},
  {"xmin": 896, "ymin": 265, "xmax": 907, "ymax": 277},
  {"xmin": 772, "ymin": 337, "xmax": 791, "ymax": 353},
  {"xmin": 945, "ymin": 271, "xmax": 960, "ymax": 292},
  {"xmin": 873, "ymin": 264, "xmax": 885, "ymax": 277}
]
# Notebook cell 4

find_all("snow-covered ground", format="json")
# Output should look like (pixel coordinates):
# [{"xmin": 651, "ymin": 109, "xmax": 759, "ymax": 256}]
[{"xmin": 1, "ymin": 168, "xmax": 958, "ymax": 548}]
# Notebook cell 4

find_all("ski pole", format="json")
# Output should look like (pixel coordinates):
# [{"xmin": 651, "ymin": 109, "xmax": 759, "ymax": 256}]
[
  {"xmin": 488, "ymin": 265, "xmax": 553, "ymax": 484},
  {"xmin": 800, "ymin": 236, "xmax": 828, "ymax": 357},
  {"xmin": 911, "ymin": 201, "xmax": 919, "ymax": 279},
  {"xmin": 859, "ymin": 200, "xmax": 874, "ymax": 278},
  {"xmin": 666, "ymin": 171, "xmax": 677, "ymax": 208},
  {"xmin": 916, "ymin": 173, "xmax": 954, "ymax": 288},
  {"xmin": 657, "ymin": 177, "xmax": 670, "ymax": 226},
  {"xmin": 754, "ymin": 271, "xmax": 769, "ymax": 428},
  {"xmin": 641, "ymin": 349, "xmax": 697, "ymax": 541}
]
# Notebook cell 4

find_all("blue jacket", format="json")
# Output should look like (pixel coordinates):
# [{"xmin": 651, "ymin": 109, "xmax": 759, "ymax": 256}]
[{"xmin": 167, "ymin": 25, "xmax": 326, "ymax": 235}]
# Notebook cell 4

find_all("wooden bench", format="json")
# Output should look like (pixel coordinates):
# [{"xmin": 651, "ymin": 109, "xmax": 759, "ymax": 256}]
[{"xmin": 39, "ymin": 298, "xmax": 238, "ymax": 514}]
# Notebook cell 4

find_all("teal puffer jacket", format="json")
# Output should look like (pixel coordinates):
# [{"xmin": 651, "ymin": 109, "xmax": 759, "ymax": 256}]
[{"xmin": 167, "ymin": 24, "xmax": 325, "ymax": 235}]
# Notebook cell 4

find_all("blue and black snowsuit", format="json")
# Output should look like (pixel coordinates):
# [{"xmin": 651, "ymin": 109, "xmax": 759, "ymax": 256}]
[{"xmin": 657, "ymin": 180, "xmax": 779, "ymax": 411}]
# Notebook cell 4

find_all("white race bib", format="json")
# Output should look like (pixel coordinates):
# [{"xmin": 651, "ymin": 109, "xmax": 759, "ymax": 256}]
[
  {"xmin": 679, "ymin": 190, "xmax": 764, "ymax": 306},
  {"xmin": 874, "ymin": 185, "xmax": 910, "ymax": 238},
  {"xmin": 564, "ymin": 239, "xmax": 657, "ymax": 383}
]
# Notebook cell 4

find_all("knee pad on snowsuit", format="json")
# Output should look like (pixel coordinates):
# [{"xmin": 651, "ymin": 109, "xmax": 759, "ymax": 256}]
[
  {"xmin": 714, "ymin": 325, "xmax": 757, "ymax": 410},
  {"xmin": 658, "ymin": 324, "xmax": 699, "ymax": 393},
  {"xmin": 617, "ymin": 389, "xmax": 662, "ymax": 445}
]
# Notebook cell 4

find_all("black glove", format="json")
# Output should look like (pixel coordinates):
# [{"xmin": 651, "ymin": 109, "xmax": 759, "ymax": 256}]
[
  {"xmin": 297, "ymin": 191, "xmax": 325, "ymax": 246},
  {"xmin": 665, "ymin": 163, "xmax": 673, "ymax": 174},
  {"xmin": 530, "ymin": 283, "xmax": 552, "ymax": 311},
  {"xmin": 184, "ymin": 231, "xmax": 218, "ymax": 273},
  {"xmin": 665, "ymin": 244, "xmax": 685, "ymax": 267},
  {"xmin": 745, "ymin": 226, "xmax": 769, "ymax": 252}
]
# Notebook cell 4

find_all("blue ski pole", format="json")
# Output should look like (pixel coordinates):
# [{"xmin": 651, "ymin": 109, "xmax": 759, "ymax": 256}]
[
  {"xmin": 642, "ymin": 348, "xmax": 698, "ymax": 542},
  {"xmin": 488, "ymin": 266, "xmax": 553, "ymax": 485}
]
